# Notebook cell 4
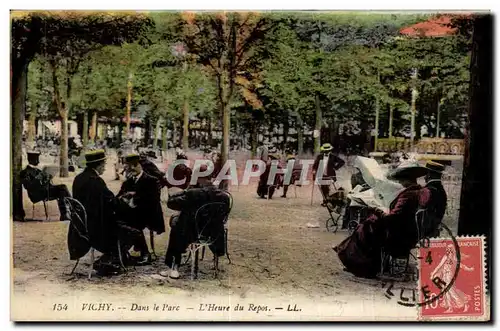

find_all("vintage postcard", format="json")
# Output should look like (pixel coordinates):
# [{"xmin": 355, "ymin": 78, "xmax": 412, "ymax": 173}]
[{"xmin": 10, "ymin": 9, "xmax": 492, "ymax": 322}]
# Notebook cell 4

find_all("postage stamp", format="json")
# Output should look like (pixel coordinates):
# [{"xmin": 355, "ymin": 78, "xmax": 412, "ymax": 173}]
[
  {"xmin": 10, "ymin": 10, "xmax": 493, "ymax": 323},
  {"xmin": 418, "ymin": 236, "xmax": 488, "ymax": 321}
]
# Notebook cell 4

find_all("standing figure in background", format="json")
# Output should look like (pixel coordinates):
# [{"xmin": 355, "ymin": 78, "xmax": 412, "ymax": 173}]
[
  {"xmin": 20, "ymin": 151, "xmax": 71, "ymax": 221},
  {"xmin": 281, "ymin": 154, "xmax": 303, "ymax": 198},
  {"xmin": 257, "ymin": 154, "xmax": 282, "ymax": 199},
  {"xmin": 312, "ymin": 143, "xmax": 345, "ymax": 205}
]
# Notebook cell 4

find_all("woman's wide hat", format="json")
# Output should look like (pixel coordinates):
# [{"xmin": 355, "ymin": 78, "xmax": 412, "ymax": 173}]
[
  {"xmin": 387, "ymin": 162, "xmax": 428, "ymax": 180},
  {"xmin": 84, "ymin": 149, "xmax": 106, "ymax": 164}
]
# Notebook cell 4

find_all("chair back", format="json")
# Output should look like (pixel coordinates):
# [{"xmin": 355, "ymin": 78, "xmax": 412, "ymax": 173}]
[
  {"xmin": 415, "ymin": 208, "xmax": 429, "ymax": 248},
  {"xmin": 194, "ymin": 201, "xmax": 230, "ymax": 244},
  {"xmin": 65, "ymin": 197, "xmax": 89, "ymax": 241}
]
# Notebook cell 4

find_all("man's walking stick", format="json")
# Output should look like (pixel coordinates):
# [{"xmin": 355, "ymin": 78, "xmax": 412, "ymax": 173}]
[{"xmin": 310, "ymin": 175, "xmax": 315, "ymax": 206}]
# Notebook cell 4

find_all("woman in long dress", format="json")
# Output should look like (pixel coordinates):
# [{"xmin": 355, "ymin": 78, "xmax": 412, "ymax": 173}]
[{"xmin": 431, "ymin": 244, "xmax": 475, "ymax": 313}]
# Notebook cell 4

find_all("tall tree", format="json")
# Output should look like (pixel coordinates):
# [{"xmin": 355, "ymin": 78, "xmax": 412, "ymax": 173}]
[
  {"xmin": 180, "ymin": 11, "xmax": 272, "ymax": 188},
  {"xmin": 11, "ymin": 11, "xmax": 152, "ymax": 220},
  {"xmin": 457, "ymin": 15, "xmax": 492, "ymax": 288}
]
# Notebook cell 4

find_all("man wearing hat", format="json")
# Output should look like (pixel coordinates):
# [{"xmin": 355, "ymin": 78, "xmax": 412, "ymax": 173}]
[
  {"xmin": 334, "ymin": 162, "xmax": 426, "ymax": 279},
  {"xmin": 257, "ymin": 153, "xmax": 282, "ymax": 199},
  {"xmin": 312, "ymin": 143, "xmax": 345, "ymax": 203},
  {"xmin": 117, "ymin": 154, "xmax": 165, "ymax": 265},
  {"xmin": 160, "ymin": 175, "xmax": 230, "ymax": 279},
  {"xmin": 138, "ymin": 151, "xmax": 168, "ymax": 189},
  {"xmin": 71, "ymin": 150, "xmax": 141, "ymax": 274},
  {"xmin": 281, "ymin": 154, "xmax": 303, "ymax": 198},
  {"xmin": 167, "ymin": 152, "xmax": 192, "ymax": 190},
  {"xmin": 418, "ymin": 161, "xmax": 448, "ymax": 237},
  {"xmin": 20, "ymin": 151, "xmax": 71, "ymax": 221}
]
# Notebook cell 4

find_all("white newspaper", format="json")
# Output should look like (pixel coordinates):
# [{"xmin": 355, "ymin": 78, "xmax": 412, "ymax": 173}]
[{"xmin": 349, "ymin": 156, "xmax": 405, "ymax": 211}]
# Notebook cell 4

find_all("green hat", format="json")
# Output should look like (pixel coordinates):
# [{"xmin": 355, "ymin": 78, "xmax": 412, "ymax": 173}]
[
  {"xmin": 124, "ymin": 153, "xmax": 140, "ymax": 164},
  {"xmin": 84, "ymin": 149, "xmax": 106, "ymax": 164},
  {"xmin": 320, "ymin": 143, "xmax": 333, "ymax": 152}
]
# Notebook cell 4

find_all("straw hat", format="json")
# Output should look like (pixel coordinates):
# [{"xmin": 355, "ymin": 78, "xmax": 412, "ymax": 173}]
[{"xmin": 84, "ymin": 149, "xmax": 106, "ymax": 164}]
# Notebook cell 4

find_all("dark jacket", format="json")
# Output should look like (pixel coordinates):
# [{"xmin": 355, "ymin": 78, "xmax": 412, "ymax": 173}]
[
  {"xmin": 167, "ymin": 163, "xmax": 192, "ymax": 189},
  {"xmin": 418, "ymin": 180, "xmax": 448, "ymax": 236},
  {"xmin": 72, "ymin": 167, "xmax": 119, "ymax": 254},
  {"xmin": 20, "ymin": 165, "xmax": 52, "ymax": 203},
  {"xmin": 139, "ymin": 158, "xmax": 168, "ymax": 188},
  {"xmin": 117, "ymin": 172, "xmax": 165, "ymax": 234},
  {"xmin": 167, "ymin": 185, "xmax": 230, "ymax": 256},
  {"xmin": 312, "ymin": 153, "xmax": 345, "ymax": 180}
]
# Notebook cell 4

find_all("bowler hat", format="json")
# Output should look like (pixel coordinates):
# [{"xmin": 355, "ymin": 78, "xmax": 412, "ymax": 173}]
[
  {"xmin": 124, "ymin": 154, "xmax": 140, "ymax": 164},
  {"xmin": 85, "ymin": 149, "xmax": 106, "ymax": 164},
  {"xmin": 387, "ymin": 162, "xmax": 428, "ymax": 180}
]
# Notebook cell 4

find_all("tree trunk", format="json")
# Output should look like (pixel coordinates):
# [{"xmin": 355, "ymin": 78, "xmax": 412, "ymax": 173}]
[
  {"xmin": 296, "ymin": 113, "xmax": 304, "ymax": 156},
  {"xmin": 27, "ymin": 110, "xmax": 36, "ymax": 145},
  {"xmin": 59, "ymin": 108, "xmax": 69, "ymax": 177},
  {"xmin": 143, "ymin": 114, "xmax": 151, "ymax": 146},
  {"xmin": 89, "ymin": 111, "xmax": 97, "ymax": 143},
  {"xmin": 172, "ymin": 121, "xmax": 178, "ymax": 147},
  {"xmin": 458, "ymin": 15, "xmax": 492, "ymax": 289},
  {"xmin": 12, "ymin": 60, "xmax": 29, "ymax": 221},
  {"xmin": 49, "ymin": 59, "xmax": 70, "ymax": 178},
  {"xmin": 436, "ymin": 98, "xmax": 442, "ymax": 138},
  {"xmin": 314, "ymin": 94, "xmax": 322, "ymax": 154},
  {"xmin": 125, "ymin": 73, "xmax": 133, "ymax": 138},
  {"xmin": 251, "ymin": 122, "xmax": 258, "ymax": 158},
  {"xmin": 162, "ymin": 120, "xmax": 168, "ymax": 151},
  {"xmin": 283, "ymin": 113, "xmax": 289, "ymax": 151},
  {"xmin": 182, "ymin": 101, "xmax": 189, "ymax": 150},
  {"xmin": 82, "ymin": 111, "xmax": 89, "ymax": 148},
  {"xmin": 219, "ymin": 102, "xmax": 230, "ymax": 190},
  {"xmin": 153, "ymin": 117, "xmax": 161, "ymax": 149},
  {"xmin": 207, "ymin": 116, "xmax": 213, "ymax": 147},
  {"xmin": 117, "ymin": 121, "xmax": 123, "ymax": 145},
  {"xmin": 374, "ymin": 98, "xmax": 380, "ymax": 151},
  {"xmin": 389, "ymin": 105, "xmax": 394, "ymax": 138}
]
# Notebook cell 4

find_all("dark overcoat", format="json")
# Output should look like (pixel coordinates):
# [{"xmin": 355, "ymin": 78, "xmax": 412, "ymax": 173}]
[{"xmin": 117, "ymin": 172, "xmax": 165, "ymax": 234}]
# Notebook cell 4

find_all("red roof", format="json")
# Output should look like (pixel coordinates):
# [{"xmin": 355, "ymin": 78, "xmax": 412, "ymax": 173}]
[{"xmin": 400, "ymin": 15, "xmax": 458, "ymax": 37}]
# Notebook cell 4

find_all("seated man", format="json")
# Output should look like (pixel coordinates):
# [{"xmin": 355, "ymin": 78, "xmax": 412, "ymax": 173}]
[
  {"xmin": 160, "ymin": 175, "xmax": 230, "ymax": 279},
  {"xmin": 334, "ymin": 163, "xmax": 427, "ymax": 279},
  {"xmin": 117, "ymin": 154, "xmax": 165, "ymax": 265},
  {"xmin": 71, "ymin": 150, "xmax": 142, "ymax": 275},
  {"xmin": 138, "ymin": 151, "xmax": 168, "ymax": 189},
  {"xmin": 167, "ymin": 152, "xmax": 192, "ymax": 190},
  {"xmin": 419, "ymin": 161, "xmax": 448, "ymax": 238},
  {"xmin": 20, "ymin": 151, "xmax": 71, "ymax": 221}
]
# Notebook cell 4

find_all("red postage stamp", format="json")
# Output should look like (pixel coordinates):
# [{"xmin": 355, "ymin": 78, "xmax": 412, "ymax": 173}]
[{"xmin": 418, "ymin": 236, "xmax": 488, "ymax": 320}]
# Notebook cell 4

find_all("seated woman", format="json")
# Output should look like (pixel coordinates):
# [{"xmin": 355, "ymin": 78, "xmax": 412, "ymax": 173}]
[{"xmin": 333, "ymin": 163, "xmax": 428, "ymax": 279}]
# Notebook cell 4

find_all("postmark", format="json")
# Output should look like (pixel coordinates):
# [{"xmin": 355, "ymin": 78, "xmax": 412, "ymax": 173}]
[
  {"xmin": 418, "ymin": 236, "xmax": 488, "ymax": 321},
  {"xmin": 380, "ymin": 223, "xmax": 462, "ymax": 308}
]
